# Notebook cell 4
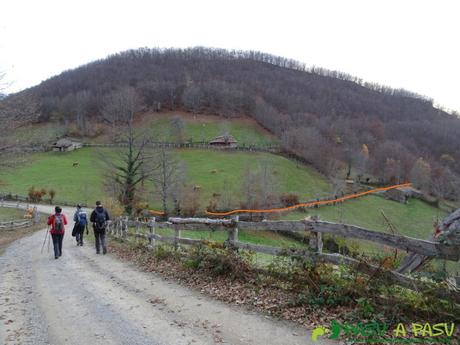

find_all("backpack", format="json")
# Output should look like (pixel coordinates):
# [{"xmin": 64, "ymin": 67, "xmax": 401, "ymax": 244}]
[
  {"xmin": 94, "ymin": 209, "xmax": 107, "ymax": 231},
  {"xmin": 54, "ymin": 214, "xmax": 64, "ymax": 232},
  {"xmin": 78, "ymin": 211, "xmax": 88, "ymax": 226}
]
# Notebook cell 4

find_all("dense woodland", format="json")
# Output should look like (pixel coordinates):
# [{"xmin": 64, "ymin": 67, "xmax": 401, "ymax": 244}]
[{"xmin": 2, "ymin": 47, "xmax": 460, "ymax": 200}]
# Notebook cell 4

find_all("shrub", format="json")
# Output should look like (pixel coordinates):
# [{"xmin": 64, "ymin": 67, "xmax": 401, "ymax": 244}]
[
  {"xmin": 186, "ymin": 245, "xmax": 253, "ymax": 278},
  {"xmin": 48, "ymin": 189, "xmax": 56, "ymax": 203},
  {"xmin": 101, "ymin": 197, "xmax": 125, "ymax": 217},
  {"xmin": 280, "ymin": 193, "xmax": 299, "ymax": 207},
  {"xmin": 180, "ymin": 186, "xmax": 202, "ymax": 217},
  {"xmin": 28, "ymin": 186, "xmax": 47, "ymax": 203}
]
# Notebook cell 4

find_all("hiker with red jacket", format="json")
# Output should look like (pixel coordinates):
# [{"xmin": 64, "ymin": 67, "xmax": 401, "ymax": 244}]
[
  {"xmin": 47, "ymin": 206, "xmax": 68, "ymax": 259},
  {"xmin": 90, "ymin": 201, "xmax": 110, "ymax": 255}
]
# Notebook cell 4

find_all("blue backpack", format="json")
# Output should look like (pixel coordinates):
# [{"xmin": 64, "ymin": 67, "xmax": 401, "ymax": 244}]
[{"xmin": 78, "ymin": 211, "xmax": 88, "ymax": 226}]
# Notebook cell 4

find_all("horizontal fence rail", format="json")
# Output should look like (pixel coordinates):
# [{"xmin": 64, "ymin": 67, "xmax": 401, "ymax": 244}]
[
  {"xmin": 106, "ymin": 216, "xmax": 460, "ymax": 302},
  {"xmin": 84, "ymin": 142, "xmax": 282, "ymax": 153},
  {"xmin": 0, "ymin": 219, "xmax": 34, "ymax": 230}
]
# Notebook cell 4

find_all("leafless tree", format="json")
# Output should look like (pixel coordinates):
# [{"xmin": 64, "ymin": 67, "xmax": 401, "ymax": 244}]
[
  {"xmin": 151, "ymin": 146, "xmax": 185, "ymax": 216},
  {"xmin": 75, "ymin": 90, "xmax": 91, "ymax": 135},
  {"xmin": 170, "ymin": 116, "xmax": 185, "ymax": 143},
  {"xmin": 102, "ymin": 86, "xmax": 140, "ymax": 138},
  {"xmin": 241, "ymin": 161, "xmax": 278, "ymax": 210}
]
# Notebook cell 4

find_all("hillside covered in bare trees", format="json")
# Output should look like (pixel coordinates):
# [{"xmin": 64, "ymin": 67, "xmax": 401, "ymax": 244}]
[{"xmin": 4, "ymin": 47, "xmax": 460, "ymax": 199}]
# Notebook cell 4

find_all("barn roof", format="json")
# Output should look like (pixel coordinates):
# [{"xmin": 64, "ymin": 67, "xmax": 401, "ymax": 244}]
[
  {"xmin": 53, "ymin": 138, "xmax": 81, "ymax": 148},
  {"xmin": 54, "ymin": 139, "xmax": 73, "ymax": 147},
  {"xmin": 209, "ymin": 135, "xmax": 237, "ymax": 144}
]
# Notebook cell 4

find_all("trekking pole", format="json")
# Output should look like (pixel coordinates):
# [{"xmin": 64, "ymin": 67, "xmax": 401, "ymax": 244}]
[
  {"xmin": 47, "ymin": 228, "xmax": 51, "ymax": 253},
  {"xmin": 41, "ymin": 226, "xmax": 49, "ymax": 254}
]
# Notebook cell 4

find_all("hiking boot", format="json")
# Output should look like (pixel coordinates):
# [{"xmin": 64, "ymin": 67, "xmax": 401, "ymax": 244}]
[
  {"xmin": 102, "ymin": 247, "xmax": 107, "ymax": 255},
  {"xmin": 55, "ymin": 256, "xmax": 58, "ymax": 259}
]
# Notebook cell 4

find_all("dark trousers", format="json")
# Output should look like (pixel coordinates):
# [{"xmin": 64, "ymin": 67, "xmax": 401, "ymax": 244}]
[
  {"xmin": 51, "ymin": 233, "xmax": 64, "ymax": 257},
  {"xmin": 75, "ymin": 224, "xmax": 85, "ymax": 244},
  {"xmin": 94, "ymin": 230, "xmax": 106, "ymax": 253}
]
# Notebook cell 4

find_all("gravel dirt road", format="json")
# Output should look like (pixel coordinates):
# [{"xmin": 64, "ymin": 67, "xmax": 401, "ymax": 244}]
[{"xmin": 0, "ymin": 204, "xmax": 335, "ymax": 345}]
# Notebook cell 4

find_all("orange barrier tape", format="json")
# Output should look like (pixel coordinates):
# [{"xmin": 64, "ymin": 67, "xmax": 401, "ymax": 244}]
[
  {"xmin": 147, "ymin": 210, "xmax": 166, "ymax": 216},
  {"xmin": 205, "ymin": 182, "xmax": 412, "ymax": 216}
]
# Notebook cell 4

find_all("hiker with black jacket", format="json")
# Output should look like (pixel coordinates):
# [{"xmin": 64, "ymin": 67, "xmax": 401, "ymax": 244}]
[{"xmin": 90, "ymin": 201, "xmax": 110, "ymax": 254}]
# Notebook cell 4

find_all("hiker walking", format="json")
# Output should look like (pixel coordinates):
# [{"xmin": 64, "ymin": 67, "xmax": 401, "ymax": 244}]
[
  {"xmin": 47, "ymin": 206, "xmax": 68, "ymax": 259},
  {"xmin": 90, "ymin": 201, "xmax": 110, "ymax": 254},
  {"xmin": 73, "ymin": 204, "xmax": 88, "ymax": 246}
]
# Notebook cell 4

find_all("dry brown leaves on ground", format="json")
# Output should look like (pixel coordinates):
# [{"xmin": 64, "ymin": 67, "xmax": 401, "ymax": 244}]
[{"xmin": 108, "ymin": 241, "xmax": 353, "ymax": 328}]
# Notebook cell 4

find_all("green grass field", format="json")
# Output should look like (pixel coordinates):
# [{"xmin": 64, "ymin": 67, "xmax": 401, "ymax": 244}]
[
  {"xmin": 0, "ymin": 148, "xmax": 104, "ymax": 206},
  {"xmin": 142, "ymin": 113, "xmax": 279, "ymax": 145},
  {"xmin": 0, "ymin": 207, "xmax": 27, "ymax": 221},
  {"xmin": 282, "ymin": 195, "xmax": 446, "ymax": 239},
  {"xmin": 0, "ymin": 147, "xmax": 331, "ymax": 208}
]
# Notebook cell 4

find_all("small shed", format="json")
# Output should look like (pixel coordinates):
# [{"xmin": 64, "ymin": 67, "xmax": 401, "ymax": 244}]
[
  {"xmin": 209, "ymin": 135, "xmax": 237, "ymax": 149},
  {"xmin": 52, "ymin": 138, "xmax": 83, "ymax": 152},
  {"xmin": 384, "ymin": 186, "xmax": 423, "ymax": 204}
]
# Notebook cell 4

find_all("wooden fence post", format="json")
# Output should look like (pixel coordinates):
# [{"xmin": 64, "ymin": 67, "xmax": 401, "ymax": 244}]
[
  {"xmin": 32, "ymin": 206, "xmax": 39, "ymax": 224},
  {"xmin": 228, "ymin": 215, "xmax": 239, "ymax": 247},
  {"xmin": 122, "ymin": 216, "xmax": 129, "ymax": 240},
  {"xmin": 174, "ymin": 224, "xmax": 181, "ymax": 250},
  {"xmin": 148, "ymin": 217, "xmax": 156, "ymax": 250},
  {"xmin": 135, "ymin": 219, "xmax": 141, "ymax": 243},
  {"xmin": 306, "ymin": 216, "xmax": 322, "ymax": 253}
]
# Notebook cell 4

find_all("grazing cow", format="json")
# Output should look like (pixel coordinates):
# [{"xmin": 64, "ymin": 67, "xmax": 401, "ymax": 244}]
[{"xmin": 72, "ymin": 162, "xmax": 79, "ymax": 167}]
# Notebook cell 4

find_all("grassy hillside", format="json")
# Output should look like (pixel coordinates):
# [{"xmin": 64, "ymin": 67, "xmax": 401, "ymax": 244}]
[
  {"xmin": 140, "ymin": 113, "xmax": 279, "ymax": 146},
  {"xmin": 0, "ymin": 146, "xmax": 447, "ymax": 245},
  {"xmin": 282, "ymin": 195, "xmax": 446, "ymax": 240},
  {"xmin": 0, "ymin": 147, "xmax": 330, "ymax": 207},
  {"xmin": 1, "ymin": 144, "xmax": 455, "ymax": 271}
]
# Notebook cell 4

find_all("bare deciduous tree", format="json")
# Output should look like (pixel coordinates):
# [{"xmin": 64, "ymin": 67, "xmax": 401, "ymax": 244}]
[
  {"xmin": 170, "ymin": 116, "xmax": 185, "ymax": 143},
  {"xmin": 151, "ymin": 147, "xmax": 185, "ymax": 216}
]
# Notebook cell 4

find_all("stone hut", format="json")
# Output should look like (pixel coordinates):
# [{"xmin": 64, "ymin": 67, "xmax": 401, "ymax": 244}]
[
  {"xmin": 384, "ymin": 186, "xmax": 423, "ymax": 203},
  {"xmin": 52, "ymin": 138, "xmax": 83, "ymax": 152},
  {"xmin": 209, "ymin": 135, "xmax": 237, "ymax": 149}
]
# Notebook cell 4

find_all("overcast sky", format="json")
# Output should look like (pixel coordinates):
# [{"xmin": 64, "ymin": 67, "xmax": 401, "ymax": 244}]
[{"xmin": 1, "ymin": 0, "xmax": 459, "ymax": 111}]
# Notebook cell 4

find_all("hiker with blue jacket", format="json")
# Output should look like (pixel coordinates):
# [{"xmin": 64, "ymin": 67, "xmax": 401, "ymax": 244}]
[
  {"xmin": 90, "ymin": 201, "xmax": 110, "ymax": 254},
  {"xmin": 73, "ymin": 204, "xmax": 88, "ymax": 246}
]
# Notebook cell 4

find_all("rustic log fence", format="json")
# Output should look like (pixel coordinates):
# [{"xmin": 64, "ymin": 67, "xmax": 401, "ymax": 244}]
[
  {"xmin": 0, "ymin": 202, "xmax": 40, "ymax": 230},
  {"xmin": 106, "ymin": 216, "xmax": 460, "ymax": 302},
  {"xmin": 84, "ymin": 141, "xmax": 282, "ymax": 153},
  {"xmin": 0, "ymin": 219, "xmax": 34, "ymax": 230}
]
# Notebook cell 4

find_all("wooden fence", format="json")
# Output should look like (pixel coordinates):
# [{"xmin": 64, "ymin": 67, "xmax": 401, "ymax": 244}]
[
  {"xmin": 0, "ymin": 201, "xmax": 41, "ymax": 231},
  {"xmin": 106, "ymin": 216, "xmax": 460, "ymax": 303},
  {"xmin": 0, "ymin": 219, "xmax": 34, "ymax": 230},
  {"xmin": 84, "ymin": 141, "xmax": 282, "ymax": 153}
]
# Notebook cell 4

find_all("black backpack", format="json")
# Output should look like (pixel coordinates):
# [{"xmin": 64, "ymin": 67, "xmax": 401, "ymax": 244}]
[{"xmin": 94, "ymin": 209, "xmax": 107, "ymax": 231}]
